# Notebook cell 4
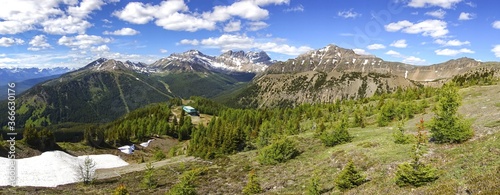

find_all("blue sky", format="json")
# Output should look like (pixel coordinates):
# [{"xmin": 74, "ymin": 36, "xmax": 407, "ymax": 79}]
[{"xmin": 0, "ymin": 0, "xmax": 499, "ymax": 68}]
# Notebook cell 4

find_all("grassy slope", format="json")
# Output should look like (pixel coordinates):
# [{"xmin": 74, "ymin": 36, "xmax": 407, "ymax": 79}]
[{"xmin": 1, "ymin": 84, "xmax": 500, "ymax": 194}]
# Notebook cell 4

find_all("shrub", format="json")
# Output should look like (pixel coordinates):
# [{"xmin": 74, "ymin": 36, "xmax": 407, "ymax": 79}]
[
  {"xmin": 258, "ymin": 138, "xmax": 299, "ymax": 165},
  {"xmin": 113, "ymin": 184, "xmax": 130, "ymax": 195},
  {"xmin": 334, "ymin": 160, "xmax": 366, "ymax": 191},
  {"xmin": 167, "ymin": 168, "xmax": 206, "ymax": 195},
  {"xmin": 242, "ymin": 170, "xmax": 262, "ymax": 195},
  {"xmin": 141, "ymin": 162, "xmax": 157, "ymax": 189},
  {"xmin": 306, "ymin": 174, "xmax": 321, "ymax": 195},
  {"xmin": 320, "ymin": 117, "xmax": 352, "ymax": 147},
  {"xmin": 153, "ymin": 147, "xmax": 166, "ymax": 161},
  {"xmin": 393, "ymin": 121, "xmax": 412, "ymax": 144},
  {"xmin": 430, "ymin": 83, "xmax": 473, "ymax": 143},
  {"xmin": 395, "ymin": 163, "xmax": 439, "ymax": 187}
]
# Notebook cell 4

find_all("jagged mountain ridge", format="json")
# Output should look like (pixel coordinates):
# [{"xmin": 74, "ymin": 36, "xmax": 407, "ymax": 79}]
[
  {"xmin": 266, "ymin": 44, "xmax": 487, "ymax": 82},
  {"xmin": 150, "ymin": 50, "xmax": 272, "ymax": 73},
  {"xmin": 231, "ymin": 44, "xmax": 500, "ymax": 108}
]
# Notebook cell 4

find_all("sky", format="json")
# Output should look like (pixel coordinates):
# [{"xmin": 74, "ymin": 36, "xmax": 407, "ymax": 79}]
[{"xmin": 0, "ymin": 0, "xmax": 499, "ymax": 69}]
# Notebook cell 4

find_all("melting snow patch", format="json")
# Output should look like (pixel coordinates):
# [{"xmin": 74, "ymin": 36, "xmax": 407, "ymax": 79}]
[{"xmin": 0, "ymin": 151, "xmax": 128, "ymax": 187}]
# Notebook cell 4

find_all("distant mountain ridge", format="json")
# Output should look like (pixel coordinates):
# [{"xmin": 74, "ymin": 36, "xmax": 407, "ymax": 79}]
[
  {"xmin": 150, "ymin": 50, "xmax": 273, "ymax": 73},
  {"xmin": 230, "ymin": 44, "xmax": 500, "ymax": 108}
]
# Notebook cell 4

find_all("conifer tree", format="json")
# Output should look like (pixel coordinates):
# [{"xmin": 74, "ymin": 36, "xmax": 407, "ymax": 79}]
[
  {"xmin": 242, "ymin": 170, "xmax": 262, "ymax": 195},
  {"xmin": 334, "ymin": 160, "xmax": 366, "ymax": 191},
  {"xmin": 430, "ymin": 83, "xmax": 473, "ymax": 143},
  {"xmin": 395, "ymin": 119, "xmax": 438, "ymax": 187}
]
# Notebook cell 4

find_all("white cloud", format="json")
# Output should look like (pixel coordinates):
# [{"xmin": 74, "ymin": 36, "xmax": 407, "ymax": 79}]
[
  {"xmin": 58, "ymin": 34, "xmax": 111, "ymax": 49},
  {"xmin": 0, "ymin": 37, "xmax": 25, "ymax": 47},
  {"xmin": 283, "ymin": 4, "xmax": 304, "ymax": 12},
  {"xmin": 408, "ymin": 0, "xmax": 462, "ymax": 9},
  {"xmin": 67, "ymin": 0, "xmax": 106, "ymax": 18},
  {"xmin": 160, "ymin": 49, "xmax": 168, "ymax": 53},
  {"xmin": 425, "ymin": 9, "xmax": 446, "ymax": 19},
  {"xmin": 178, "ymin": 34, "xmax": 312, "ymax": 56},
  {"xmin": 113, "ymin": 0, "xmax": 288, "ymax": 32},
  {"xmin": 434, "ymin": 39, "xmax": 470, "ymax": 46},
  {"xmin": 103, "ymin": 28, "xmax": 140, "ymax": 36},
  {"xmin": 247, "ymin": 21, "xmax": 269, "ymax": 31},
  {"xmin": 492, "ymin": 21, "xmax": 500, "ymax": 29},
  {"xmin": 385, "ymin": 20, "xmax": 413, "ymax": 31},
  {"xmin": 338, "ymin": 9, "xmax": 361, "ymax": 19},
  {"xmin": 465, "ymin": 1, "xmax": 476, "ymax": 7},
  {"xmin": 458, "ymin": 12, "xmax": 474, "ymax": 20},
  {"xmin": 223, "ymin": 20, "xmax": 241, "ymax": 32},
  {"xmin": 390, "ymin": 39, "xmax": 408, "ymax": 48},
  {"xmin": 385, "ymin": 50, "xmax": 403, "ymax": 57},
  {"xmin": 353, "ymin": 48, "xmax": 370, "ymax": 55},
  {"xmin": 492, "ymin": 45, "xmax": 500, "ymax": 58},
  {"xmin": 367, "ymin": 44, "xmax": 386, "ymax": 50},
  {"xmin": 385, "ymin": 19, "xmax": 448, "ymax": 38},
  {"xmin": 28, "ymin": 35, "xmax": 52, "ymax": 51},
  {"xmin": 0, "ymin": 0, "xmax": 116, "ymax": 35},
  {"xmin": 90, "ymin": 44, "xmax": 110, "ymax": 52},
  {"xmin": 435, "ymin": 48, "xmax": 475, "ymax": 56},
  {"xmin": 403, "ymin": 56, "xmax": 426, "ymax": 65},
  {"xmin": 179, "ymin": 39, "xmax": 200, "ymax": 45},
  {"xmin": 155, "ymin": 13, "xmax": 216, "ymax": 32}
]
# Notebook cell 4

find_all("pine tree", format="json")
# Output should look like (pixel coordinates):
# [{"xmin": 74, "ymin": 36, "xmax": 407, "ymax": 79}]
[
  {"xmin": 395, "ymin": 118, "xmax": 438, "ymax": 187},
  {"xmin": 242, "ymin": 170, "xmax": 262, "ymax": 195},
  {"xmin": 140, "ymin": 162, "xmax": 157, "ymax": 189},
  {"xmin": 430, "ymin": 83, "xmax": 473, "ymax": 143},
  {"xmin": 334, "ymin": 160, "xmax": 366, "ymax": 191}
]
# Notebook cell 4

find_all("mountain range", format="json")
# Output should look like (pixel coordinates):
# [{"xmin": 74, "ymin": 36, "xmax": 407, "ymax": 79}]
[{"xmin": 1, "ymin": 45, "xmax": 499, "ymax": 128}]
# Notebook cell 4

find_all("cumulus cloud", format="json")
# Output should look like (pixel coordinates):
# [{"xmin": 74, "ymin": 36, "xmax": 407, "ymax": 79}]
[
  {"xmin": 103, "ymin": 28, "xmax": 140, "ymax": 36},
  {"xmin": 0, "ymin": 37, "xmax": 25, "ymax": 47},
  {"xmin": 247, "ymin": 21, "xmax": 269, "ymax": 31},
  {"xmin": 367, "ymin": 44, "xmax": 386, "ymax": 50},
  {"xmin": 283, "ymin": 4, "xmax": 304, "ymax": 12},
  {"xmin": 160, "ymin": 49, "xmax": 168, "ymax": 53},
  {"xmin": 28, "ymin": 35, "xmax": 52, "ymax": 51},
  {"xmin": 434, "ymin": 39, "xmax": 470, "ymax": 46},
  {"xmin": 385, "ymin": 19, "xmax": 448, "ymax": 38},
  {"xmin": 390, "ymin": 39, "xmax": 408, "ymax": 48},
  {"xmin": 338, "ymin": 9, "xmax": 361, "ymax": 19},
  {"xmin": 178, "ymin": 34, "xmax": 312, "ymax": 56},
  {"xmin": 0, "ymin": 0, "xmax": 116, "ymax": 35},
  {"xmin": 403, "ymin": 56, "xmax": 426, "ymax": 65},
  {"xmin": 435, "ymin": 48, "xmax": 475, "ymax": 56},
  {"xmin": 425, "ymin": 9, "xmax": 446, "ymax": 19},
  {"xmin": 492, "ymin": 45, "xmax": 500, "ymax": 58},
  {"xmin": 223, "ymin": 20, "xmax": 241, "ymax": 32},
  {"xmin": 492, "ymin": 21, "xmax": 500, "ymax": 29},
  {"xmin": 58, "ymin": 34, "xmax": 111, "ymax": 49},
  {"xmin": 458, "ymin": 12, "xmax": 475, "ymax": 20},
  {"xmin": 353, "ymin": 48, "xmax": 370, "ymax": 55},
  {"xmin": 90, "ymin": 44, "xmax": 110, "ymax": 52},
  {"xmin": 113, "ymin": 0, "xmax": 288, "ymax": 32},
  {"xmin": 385, "ymin": 50, "xmax": 403, "ymax": 58},
  {"xmin": 407, "ymin": 0, "xmax": 462, "ymax": 9}
]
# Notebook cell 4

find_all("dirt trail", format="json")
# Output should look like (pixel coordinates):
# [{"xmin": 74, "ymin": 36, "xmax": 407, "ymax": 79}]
[{"xmin": 95, "ymin": 156, "xmax": 196, "ymax": 180}]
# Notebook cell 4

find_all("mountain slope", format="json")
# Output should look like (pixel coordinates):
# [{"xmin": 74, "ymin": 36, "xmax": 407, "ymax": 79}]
[
  {"xmin": 0, "ymin": 59, "xmax": 175, "ymax": 128},
  {"xmin": 229, "ymin": 44, "xmax": 500, "ymax": 108}
]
